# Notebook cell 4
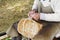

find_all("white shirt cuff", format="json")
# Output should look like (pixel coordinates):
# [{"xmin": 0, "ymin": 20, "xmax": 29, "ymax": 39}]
[{"xmin": 40, "ymin": 13, "xmax": 46, "ymax": 20}]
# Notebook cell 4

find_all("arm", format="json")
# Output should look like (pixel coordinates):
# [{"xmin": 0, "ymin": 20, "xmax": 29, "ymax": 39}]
[
  {"xmin": 40, "ymin": 0, "xmax": 60, "ymax": 22},
  {"xmin": 32, "ymin": 0, "xmax": 39, "ymax": 11},
  {"xmin": 31, "ymin": 0, "xmax": 60, "ymax": 22},
  {"xmin": 40, "ymin": 13, "xmax": 60, "ymax": 22}
]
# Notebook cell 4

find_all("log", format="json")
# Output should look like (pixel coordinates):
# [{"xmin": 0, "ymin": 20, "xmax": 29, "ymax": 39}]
[
  {"xmin": 0, "ymin": 32, "xmax": 6, "ymax": 36},
  {"xmin": 0, "ymin": 35, "xmax": 8, "ymax": 40}
]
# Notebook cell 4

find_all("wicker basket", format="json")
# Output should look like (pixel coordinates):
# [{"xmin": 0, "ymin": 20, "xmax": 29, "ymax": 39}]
[{"xmin": 17, "ymin": 18, "xmax": 43, "ymax": 38}]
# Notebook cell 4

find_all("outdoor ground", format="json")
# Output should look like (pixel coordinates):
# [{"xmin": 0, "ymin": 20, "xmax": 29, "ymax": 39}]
[{"xmin": 0, "ymin": 0, "xmax": 34, "ymax": 32}]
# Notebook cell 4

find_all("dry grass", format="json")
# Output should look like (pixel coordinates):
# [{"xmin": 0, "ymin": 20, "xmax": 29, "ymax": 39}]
[{"xmin": 0, "ymin": 0, "xmax": 34, "ymax": 32}]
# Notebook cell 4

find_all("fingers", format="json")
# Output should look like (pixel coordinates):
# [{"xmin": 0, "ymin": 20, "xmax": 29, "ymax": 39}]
[
  {"xmin": 32, "ymin": 13, "xmax": 40, "ymax": 21},
  {"xmin": 28, "ymin": 11, "xmax": 40, "ymax": 21},
  {"xmin": 28, "ymin": 11, "xmax": 35, "ymax": 18}
]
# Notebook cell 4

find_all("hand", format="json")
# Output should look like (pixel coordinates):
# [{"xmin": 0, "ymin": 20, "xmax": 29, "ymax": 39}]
[
  {"xmin": 28, "ymin": 10, "xmax": 40, "ymax": 21},
  {"xmin": 32, "ymin": 13, "xmax": 40, "ymax": 21},
  {"xmin": 28, "ymin": 10, "xmax": 35, "ymax": 17}
]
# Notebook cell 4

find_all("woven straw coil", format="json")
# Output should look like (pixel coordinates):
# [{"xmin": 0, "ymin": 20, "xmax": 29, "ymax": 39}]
[{"xmin": 17, "ymin": 18, "xmax": 43, "ymax": 38}]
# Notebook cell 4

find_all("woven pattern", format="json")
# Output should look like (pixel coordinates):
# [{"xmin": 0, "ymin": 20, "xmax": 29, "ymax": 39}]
[{"xmin": 17, "ymin": 18, "xmax": 43, "ymax": 38}]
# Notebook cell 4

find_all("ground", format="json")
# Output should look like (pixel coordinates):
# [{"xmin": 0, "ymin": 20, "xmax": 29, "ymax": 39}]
[
  {"xmin": 0, "ymin": 0, "xmax": 34, "ymax": 40},
  {"xmin": 0, "ymin": 0, "xmax": 34, "ymax": 32}
]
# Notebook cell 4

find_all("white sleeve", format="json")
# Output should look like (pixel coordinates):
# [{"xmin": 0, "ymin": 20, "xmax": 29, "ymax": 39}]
[
  {"xmin": 40, "ymin": 13, "xmax": 60, "ymax": 22},
  {"xmin": 32, "ymin": 0, "xmax": 39, "ymax": 10},
  {"xmin": 40, "ymin": 0, "xmax": 60, "ymax": 22}
]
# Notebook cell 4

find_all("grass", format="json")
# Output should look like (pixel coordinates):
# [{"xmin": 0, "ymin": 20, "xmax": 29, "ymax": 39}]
[{"xmin": 0, "ymin": 0, "xmax": 34, "ymax": 32}]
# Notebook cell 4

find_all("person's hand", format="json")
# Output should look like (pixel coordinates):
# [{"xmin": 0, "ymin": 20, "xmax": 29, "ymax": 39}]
[
  {"xmin": 28, "ymin": 10, "xmax": 40, "ymax": 21},
  {"xmin": 31, "ymin": 13, "xmax": 40, "ymax": 21},
  {"xmin": 28, "ymin": 10, "xmax": 35, "ymax": 17}
]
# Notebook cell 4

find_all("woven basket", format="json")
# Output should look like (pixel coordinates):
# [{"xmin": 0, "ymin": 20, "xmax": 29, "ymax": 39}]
[{"xmin": 17, "ymin": 18, "xmax": 43, "ymax": 38}]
